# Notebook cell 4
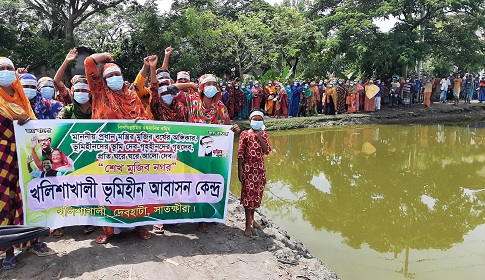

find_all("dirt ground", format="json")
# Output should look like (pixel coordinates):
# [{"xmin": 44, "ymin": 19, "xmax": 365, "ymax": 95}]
[
  {"xmin": 2, "ymin": 100, "xmax": 484, "ymax": 280},
  {"xmin": 0, "ymin": 194, "xmax": 339, "ymax": 280}
]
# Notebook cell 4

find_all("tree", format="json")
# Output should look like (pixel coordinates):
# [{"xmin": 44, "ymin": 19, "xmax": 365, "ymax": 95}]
[
  {"xmin": 220, "ymin": 12, "xmax": 274, "ymax": 79},
  {"xmin": 24, "ymin": 0, "xmax": 126, "ymax": 45},
  {"xmin": 311, "ymin": 0, "xmax": 485, "ymax": 77}
]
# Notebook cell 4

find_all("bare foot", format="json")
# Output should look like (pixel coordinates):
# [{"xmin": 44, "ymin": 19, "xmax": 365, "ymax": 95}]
[
  {"xmin": 252, "ymin": 220, "xmax": 261, "ymax": 229},
  {"xmin": 244, "ymin": 226, "xmax": 252, "ymax": 237},
  {"xmin": 197, "ymin": 222, "xmax": 208, "ymax": 233}
]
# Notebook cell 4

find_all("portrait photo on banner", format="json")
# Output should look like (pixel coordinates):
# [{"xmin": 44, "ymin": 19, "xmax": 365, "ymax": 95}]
[{"xmin": 198, "ymin": 135, "xmax": 229, "ymax": 158}]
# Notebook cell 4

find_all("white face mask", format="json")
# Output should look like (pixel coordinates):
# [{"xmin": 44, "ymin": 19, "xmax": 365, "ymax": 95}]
[
  {"xmin": 250, "ymin": 120, "xmax": 265, "ymax": 131},
  {"xmin": 24, "ymin": 88, "xmax": 37, "ymax": 99},
  {"xmin": 73, "ymin": 91, "xmax": 90, "ymax": 104},
  {"xmin": 203, "ymin": 86, "xmax": 218, "ymax": 98}
]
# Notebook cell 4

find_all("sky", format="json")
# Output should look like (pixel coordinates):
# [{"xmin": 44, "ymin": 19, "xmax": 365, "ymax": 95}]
[{"xmin": 143, "ymin": 0, "xmax": 397, "ymax": 32}]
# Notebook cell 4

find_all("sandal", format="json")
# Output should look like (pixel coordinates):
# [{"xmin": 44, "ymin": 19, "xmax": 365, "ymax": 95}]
[
  {"xmin": 2, "ymin": 256, "xmax": 17, "ymax": 270},
  {"xmin": 30, "ymin": 242, "xmax": 55, "ymax": 257},
  {"xmin": 134, "ymin": 227, "xmax": 151, "ymax": 240},
  {"xmin": 95, "ymin": 234, "xmax": 113, "ymax": 244},
  {"xmin": 84, "ymin": 226, "xmax": 96, "ymax": 234},
  {"xmin": 53, "ymin": 228, "xmax": 64, "ymax": 238},
  {"xmin": 152, "ymin": 224, "xmax": 165, "ymax": 235}
]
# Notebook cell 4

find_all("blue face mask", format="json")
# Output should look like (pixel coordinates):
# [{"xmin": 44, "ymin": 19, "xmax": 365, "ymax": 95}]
[
  {"xmin": 0, "ymin": 70, "xmax": 16, "ymax": 87},
  {"xmin": 106, "ymin": 75, "xmax": 124, "ymax": 91},
  {"xmin": 161, "ymin": 94, "xmax": 173, "ymax": 105},
  {"xmin": 250, "ymin": 120, "xmax": 265, "ymax": 131},
  {"xmin": 24, "ymin": 88, "xmax": 37, "ymax": 100},
  {"xmin": 40, "ymin": 87, "xmax": 54, "ymax": 99},
  {"xmin": 74, "ymin": 91, "xmax": 90, "ymax": 104},
  {"xmin": 204, "ymin": 86, "xmax": 218, "ymax": 98}
]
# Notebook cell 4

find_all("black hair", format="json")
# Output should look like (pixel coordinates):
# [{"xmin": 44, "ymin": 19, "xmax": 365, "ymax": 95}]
[
  {"xmin": 42, "ymin": 158, "xmax": 52, "ymax": 163},
  {"xmin": 199, "ymin": 136, "xmax": 213, "ymax": 145},
  {"xmin": 249, "ymin": 108, "xmax": 264, "ymax": 115}
]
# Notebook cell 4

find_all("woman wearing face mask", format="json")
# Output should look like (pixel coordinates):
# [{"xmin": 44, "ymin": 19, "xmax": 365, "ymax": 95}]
[
  {"xmin": 174, "ymin": 70, "xmax": 192, "ymax": 105},
  {"xmin": 18, "ymin": 73, "xmax": 40, "ymax": 112},
  {"xmin": 148, "ymin": 55, "xmax": 194, "ymax": 123},
  {"xmin": 84, "ymin": 52, "xmax": 147, "ymax": 120},
  {"xmin": 251, "ymin": 81, "xmax": 264, "ymax": 109},
  {"xmin": 185, "ymin": 74, "xmax": 231, "ymax": 125},
  {"xmin": 35, "ymin": 77, "xmax": 64, "ymax": 119},
  {"xmin": 133, "ymin": 47, "xmax": 174, "ymax": 120},
  {"xmin": 274, "ymin": 82, "xmax": 288, "ymax": 118},
  {"xmin": 0, "ymin": 57, "xmax": 54, "ymax": 270},
  {"xmin": 183, "ymin": 73, "xmax": 240, "ymax": 233},
  {"xmin": 146, "ymin": 55, "xmax": 197, "ymax": 234},
  {"xmin": 241, "ymin": 82, "xmax": 252, "ymax": 119},
  {"xmin": 232, "ymin": 82, "xmax": 246, "ymax": 119},
  {"xmin": 84, "ymin": 52, "xmax": 149, "ymax": 244},
  {"xmin": 237, "ymin": 108, "xmax": 271, "ymax": 237},
  {"xmin": 56, "ymin": 77, "xmax": 92, "ymax": 119},
  {"xmin": 323, "ymin": 82, "xmax": 337, "ymax": 115}
]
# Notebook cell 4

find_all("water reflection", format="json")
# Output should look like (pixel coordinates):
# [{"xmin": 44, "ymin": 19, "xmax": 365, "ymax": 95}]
[{"xmin": 231, "ymin": 124, "xmax": 485, "ymax": 279}]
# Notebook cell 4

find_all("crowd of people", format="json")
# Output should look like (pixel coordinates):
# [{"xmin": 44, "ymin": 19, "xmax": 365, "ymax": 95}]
[
  {"xmin": 1, "ymin": 44, "xmax": 484, "ymax": 269},
  {"xmin": 0, "ymin": 46, "xmax": 274, "ymax": 270},
  {"xmin": 229, "ymin": 74, "xmax": 485, "ymax": 119}
]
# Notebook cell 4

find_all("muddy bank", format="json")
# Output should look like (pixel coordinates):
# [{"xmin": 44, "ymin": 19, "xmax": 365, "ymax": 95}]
[
  {"xmin": 235, "ymin": 102, "xmax": 485, "ymax": 131},
  {"xmin": 0, "ymin": 194, "xmax": 339, "ymax": 280}
]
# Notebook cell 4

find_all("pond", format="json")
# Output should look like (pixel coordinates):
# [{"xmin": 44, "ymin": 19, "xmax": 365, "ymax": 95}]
[{"xmin": 230, "ymin": 123, "xmax": 485, "ymax": 280}]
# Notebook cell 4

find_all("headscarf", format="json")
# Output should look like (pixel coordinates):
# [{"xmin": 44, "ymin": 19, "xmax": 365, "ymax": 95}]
[
  {"xmin": 102, "ymin": 64, "xmax": 121, "ymax": 78},
  {"xmin": 176, "ymin": 71, "xmax": 190, "ymax": 81},
  {"xmin": 198, "ymin": 74, "xmax": 217, "ymax": 90},
  {"xmin": 0, "ymin": 58, "xmax": 37, "ymax": 120},
  {"xmin": 70, "ymin": 77, "xmax": 92, "ymax": 119},
  {"xmin": 50, "ymin": 148, "xmax": 73, "ymax": 171},
  {"xmin": 37, "ymin": 77, "xmax": 55, "ymax": 90},
  {"xmin": 19, "ymin": 73, "xmax": 38, "ymax": 87},
  {"xmin": 69, "ymin": 74, "xmax": 83, "ymax": 94},
  {"xmin": 0, "ymin": 57, "xmax": 14, "ymax": 68}
]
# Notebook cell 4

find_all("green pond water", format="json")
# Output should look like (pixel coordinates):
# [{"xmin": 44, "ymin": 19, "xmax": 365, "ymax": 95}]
[{"xmin": 230, "ymin": 123, "xmax": 485, "ymax": 280}]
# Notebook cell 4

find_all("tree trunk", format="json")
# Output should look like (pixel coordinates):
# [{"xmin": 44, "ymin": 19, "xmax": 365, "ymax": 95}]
[
  {"xmin": 236, "ymin": 48, "xmax": 243, "ymax": 80},
  {"xmin": 65, "ymin": 19, "xmax": 75, "ymax": 46}
]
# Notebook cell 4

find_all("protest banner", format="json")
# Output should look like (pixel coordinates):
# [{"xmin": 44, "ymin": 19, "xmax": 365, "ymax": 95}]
[{"xmin": 13, "ymin": 120, "xmax": 234, "ymax": 229}]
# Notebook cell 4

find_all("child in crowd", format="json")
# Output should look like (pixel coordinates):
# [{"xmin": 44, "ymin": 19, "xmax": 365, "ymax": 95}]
[{"xmin": 237, "ymin": 108, "xmax": 271, "ymax": 237}]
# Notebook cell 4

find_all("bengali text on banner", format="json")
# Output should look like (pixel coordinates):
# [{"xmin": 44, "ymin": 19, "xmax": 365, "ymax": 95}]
[{"xmin": 13, "ymin": 120, "xmax": 234, "ymax": 228}]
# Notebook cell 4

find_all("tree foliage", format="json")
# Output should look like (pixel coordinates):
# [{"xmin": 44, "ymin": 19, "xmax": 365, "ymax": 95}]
[{"xmin": 2, "ymin": 0, "xmax": 484, "ymax": 82}]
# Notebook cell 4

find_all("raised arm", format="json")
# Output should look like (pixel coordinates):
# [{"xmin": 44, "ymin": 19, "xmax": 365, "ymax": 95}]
[
  {"xmin": 133, "ymin": 57, "xmax": 151, "ymax": 100},
  {"xmin": 30, "ymin": 136, "xmax": 43, "ymax": 170},
  {"xmin": 140, "ymin": 56, "xmax": 150, "ymax": 79},
  {"xmin": 54, "ymin": 49, "xmax": 78, "ymax": 88},
  {"xmin": 161, "ymin": 46, "xmax": 172, "ymax": 70},
  {"xmin": 84, "ymin": 52, "xmax": 113, "ymax": 92},
  {"xmin": 149, "ymin": 55, "xmax": 159, "ymax": 89}
]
